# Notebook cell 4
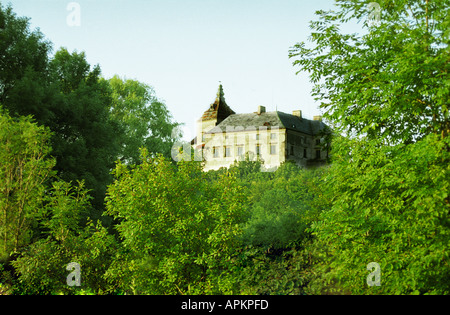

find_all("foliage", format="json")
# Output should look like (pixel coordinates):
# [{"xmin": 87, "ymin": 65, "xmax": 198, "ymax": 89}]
[
  {"xmin": 236, "ymin": 245, "xmax": 313, "ymax": 295},
  {"xmin": 233, "ymin": 162, "xmax": 330, "ymax": 295},
  {"xmin": 307, "ymin": 134, "xmax": 450, "ymax": 294},
  {"xmin": 11, "ymin": 181, "xmax": 118, "ymax": 295},
  {"xmin": 1, "ymin": 4, "xmax": 179, "ymax": 216},
  {"xmin": 0, "ymin": 3, "xmax": 51, "ymax": 105},
  {"xmin": 0, "ymin": 106, "xmax": 55, "ymax": 263},
  {"xmin": 104, "ymin": 151, "xmax": 248, "ymax": 294},
  {"xmin": 289, "ymin": 0, "xmax": 450, "ymax": 144},
  {"xmin": 288, "ymin": 0, "xmax": 450, "ymax": 295},
  {"xmin": 46, "ymin": 48, "xmax": 122, "ymax": 213},
  {"xmin": 107, "ymin": 75, "xmax": 180, "ymax": 165}
]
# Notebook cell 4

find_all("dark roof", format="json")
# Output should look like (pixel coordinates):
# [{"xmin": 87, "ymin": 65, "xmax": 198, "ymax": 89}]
[
  {"xmin": 199, "ymin": 85, "xmax": 235, "ymax": 123},
  {"xmin": 206, "ymin": 111, "xmax": 327, "ymax": 136}
]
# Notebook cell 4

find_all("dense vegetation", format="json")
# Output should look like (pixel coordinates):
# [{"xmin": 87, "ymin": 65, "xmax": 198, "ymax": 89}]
[{"xmin": 1, "ymin": 0, "xmax": 449, "ymax": 295}]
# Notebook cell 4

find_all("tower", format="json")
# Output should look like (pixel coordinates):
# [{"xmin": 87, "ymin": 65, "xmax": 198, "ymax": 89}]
[{"xmin": 195, "ymin": 84, "xmax": 235, "ymax": 148}]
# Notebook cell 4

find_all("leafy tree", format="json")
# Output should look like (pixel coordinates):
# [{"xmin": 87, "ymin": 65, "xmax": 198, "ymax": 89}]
[
  {"xmin": 0, "ymin": 106, "xmax": 55, "ymax": 263},
  {"xmin": 234, "ymin": 162, "xmax": 330, "ymax": 295},
  {"xmin": 108, "ymin": 75, "xmax": 179, "ymax": 165},
  {"xmin": 242, "ymin": 186, "xmax": 307, "ymax": 249},
  {"xmin": 105, "ymin": 151, "xmax": 247, "ymax": 294},
  {"xmin": 308, "ymin": 134, "xmax": 449, "ymax": 294},
  {"xmin": 289, "ymin": 0, "xmax": 450, "ymax": 144},
  {"xmin": 236, "ymin": 246, "xmax": 312, "ymax": 295},
  {"xmin": 11, "ymin": 181, "xmax": 118, "ymax": 295},
  {"xmin": 47, "ymin": 48, "xmax": 122, "ymax": 213},
  {"xmin": 0, "ymin": 106, "xmax": 116, "ymax": 294},
  {"xmin": 289, "ymin": 0, "xmax": 450, "ymax": 295},
  {"xmin": 0, "ymin": 3, "xmax": 51, "ymax": 105},
  {"xmin": 0, "ymin": 2, "xmax": 122, "ymax": 215}
]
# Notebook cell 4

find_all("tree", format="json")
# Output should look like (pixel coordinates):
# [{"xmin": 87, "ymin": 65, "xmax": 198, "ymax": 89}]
[
  {"xmin": 0, "ymin": 108, "xmax": 116, "ymax": 295},
  {"xmin": 107, "ymin": 75, "xmax": 179, "ymax": 165},
  {"xmin": 289, "ymin": 0, "xmax": 450, "ymax": 144},
  {"xmin": 0, "ymin": 2, "xmax": 122, "ymax": 215},
  {"xmin": 235, "ymin": 162, "xmax": 330, "ymax": 295},
  {"xmin": 0, "ymin": 3, "xmax": 51, "ymax": 105},
  {"xmin": 308, "ymin": 134, "xmax": 450, "ymax": 294},
  {"xmin": 11, "ymin": 181, "xmax": 118, "ymax": 295},
  {"xmin": 46, "ymin": 48, "xmax": 122, "ymax": 213},
  {"xmin": 0, "ymin": 106, "xmax": 55, "ymax": 263},
  {"xmin": 289, "ymin": 0, "xmax": 450, "ymax": 294},
  {"xmin": 105, "ymin": 152, "xmax": 247, "ymax": 294}
]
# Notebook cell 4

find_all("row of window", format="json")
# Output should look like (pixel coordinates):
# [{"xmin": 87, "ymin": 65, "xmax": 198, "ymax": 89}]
[
  {"xmin": 211, "ymin": 144, "xmax": 277, "ymax": 158},
  {"xmin": 289, "ymin": 145, "xmax": 321, "ymax": 159},
  {"xmin": 208, "ymin": 145, "xmax": 322, "ymax": 159},
  {"xmin": 202, "ymin": 133, "xmax": 279, "ymax": 143}
]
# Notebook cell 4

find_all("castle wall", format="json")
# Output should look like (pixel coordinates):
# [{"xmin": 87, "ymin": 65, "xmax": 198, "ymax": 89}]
[{"xmin": 201, "ymin": 126, "xmax": 286, "ymax": 172}]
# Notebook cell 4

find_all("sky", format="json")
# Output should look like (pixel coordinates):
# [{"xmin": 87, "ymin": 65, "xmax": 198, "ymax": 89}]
[{"xmin": 6, "ymin": 0, "xmax": 339, "ymax": 140}]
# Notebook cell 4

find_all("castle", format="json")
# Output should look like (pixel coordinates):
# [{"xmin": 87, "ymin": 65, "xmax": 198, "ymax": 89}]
[{"xmin": 191, "ymin": 85, "xmax": 330, "ymax": 172}]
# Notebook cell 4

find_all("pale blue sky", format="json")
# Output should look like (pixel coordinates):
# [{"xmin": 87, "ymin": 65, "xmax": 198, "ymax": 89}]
[{"xmin": 6, "ymin": 0, "xmax": 340, "ymax": 139}]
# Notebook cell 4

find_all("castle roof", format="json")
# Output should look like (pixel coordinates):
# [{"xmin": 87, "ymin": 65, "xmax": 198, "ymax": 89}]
[
  {"xmin": 206, "ymin": 111, "xmax": 326, "ymax": 136},
  {"xmin": 199, "ymin": 84, "xmax": 235, "ymax": 123}
]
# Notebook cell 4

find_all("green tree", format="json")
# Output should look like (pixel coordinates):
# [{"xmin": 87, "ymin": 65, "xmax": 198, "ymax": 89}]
[
  {"xmin": 289, "ymin": 0, "xmax": 450, "ymax": 295},
  {"xmin": 0, "ymin": 106, "xmax": 55, "ymax": 263},
  {"xmin": 308, "ymin": 134, "xmax": 449, "ymax": 294},
  {"xmin": 107, "ymin": 75, "xmax": 179, "ymax": 164},
  {"xmin": 235, "ymin": 162, "xmax": 330, "ymax": 295},
  {"xmin": 289, "ymin": 0, "xmax": 450, "ymax": 144},
  {"xmin": 11, "ymin": 181, "xmax": 118, "ymax": 295},
  {"xmin": 0, "ymin": 3, "xmax": 51, "ymax": 105},
  {"xmin": 47, "ymin": 48, "xmax": 122, "ymax": 213},
  {"xmin": 0, "ymin": 3, "xmax": 122, "ymax": 215},
  {"xmin": 105, "ymin": 152, "xmax": 247, "ymax": 294}
]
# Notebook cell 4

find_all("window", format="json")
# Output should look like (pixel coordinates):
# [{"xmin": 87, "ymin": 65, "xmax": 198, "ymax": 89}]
[
  {"xmin": 270, "ymin": 144, "xmax": 277, "ymax": 155},
  {"xmin": 316, "ymin": 138, "xmax": 321, "ymax": 145},
  {"xmin": 316, "ymin": 150, "xmax": 321, "ymax": 159},
  {"xmin": 290, "ymin": 145, "xmax": 294, "ymax": 156},
  {"xmin": 213, "ymin": 147, "xmax": 220, "ymax": 158},
  {"xmin": 303, "ymin": 149, "xmax": 307, "ymax": 158},
  {"xmin": 224, "ymin": 146, "xmax": 231, "ymax": 157},
  {"xmin": 237, "ymin": 145, "xmax": 244, "ymax": 157},
  {"xmin": 270, "ymin": 133, "xmax": 277, "ymax": 140},
  {"xmin": 256, "ymin": 134, "xmax": 260, "ymax": 140},
  {"xmin": 256, "ymin": 145, "xmax": 260, "ymax": 156}
]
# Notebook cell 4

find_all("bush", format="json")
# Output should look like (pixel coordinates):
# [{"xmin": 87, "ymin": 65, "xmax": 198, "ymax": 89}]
[
  {"xmin": 308, "ymin": 135, "xmax": 450, "ymax": 295},
  {"xmin": 104, "ymin": 151, "xmax": 248, "ymax": 294}
]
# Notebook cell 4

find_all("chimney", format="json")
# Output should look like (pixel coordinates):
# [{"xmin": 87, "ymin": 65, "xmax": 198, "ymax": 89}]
[
  {"xmin": 313, "ymin": 115, "xmax": 323, "ymax": 121},
  {"xmin": 292, "ymin": 110, "xmax": 302, "ymax": 118},
  {"xmin": 257, "ymin": 106, "xmax": 266, "ymax": 115}
]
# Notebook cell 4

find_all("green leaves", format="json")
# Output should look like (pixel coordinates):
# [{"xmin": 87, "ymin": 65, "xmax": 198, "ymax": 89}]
[
  {"xmin": 309, "ymin": 134, "xmax": 450, "ymax": 294},
  {"xmin": 289, "ymin": 1, "xmax": 449, "ymax": 294},
  {"xmin": 107, "ymin": 75, "xmax": 180, "ymax": 165},
  {"xmin": 105, "ymin": 153, "xmax": 247, "ymax": 294},
  {"xmin": 289, "ymin": 0, "xmax": 450, "ymax": 144},
  {"xmin": 0, "ymin": 107, "xmax": 55, "ymax": 262}
]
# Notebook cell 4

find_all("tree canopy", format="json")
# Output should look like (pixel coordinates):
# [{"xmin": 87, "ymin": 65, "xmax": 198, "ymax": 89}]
[
  {"xmin": 289, "ymin": 0, "xmax": 450, "ymax": 144},
  {"xmin": 108, "ymin": 75, "xmax": 179, "ymax": 165}
]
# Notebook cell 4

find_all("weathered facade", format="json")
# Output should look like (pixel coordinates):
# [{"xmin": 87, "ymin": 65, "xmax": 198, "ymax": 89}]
[{"xmin": 193, "ymin": 85, "xmax": 330, "ymax": 172}]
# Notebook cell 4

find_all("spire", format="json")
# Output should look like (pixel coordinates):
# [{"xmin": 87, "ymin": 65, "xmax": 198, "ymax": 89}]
[
  {"xmin": 202, "ymin": 83, "xmax": 235, "ymax": 122},
  {"xmin": 214, "ymin": 82, "xmax": 225, "ymax": 106}
]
